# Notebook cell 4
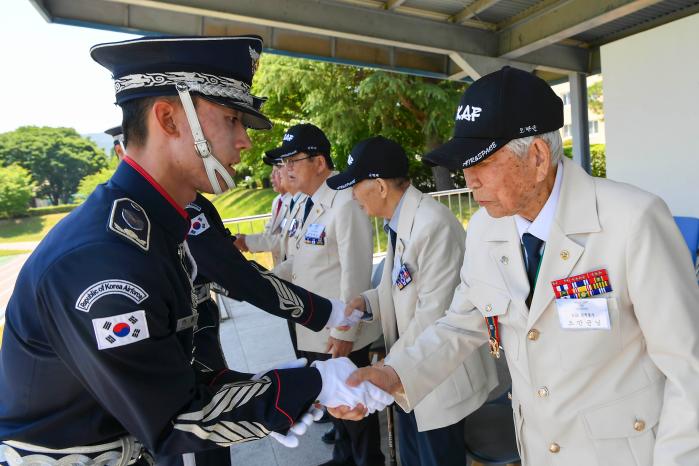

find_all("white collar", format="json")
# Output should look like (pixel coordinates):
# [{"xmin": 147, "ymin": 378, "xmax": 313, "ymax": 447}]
[
  {"xmin": 514, "ymin": 161, "xmax": 563, "ymax": 242},
  {"xmin": 384, "ymin": 188, "xmax": 408, "ymax": 234}
]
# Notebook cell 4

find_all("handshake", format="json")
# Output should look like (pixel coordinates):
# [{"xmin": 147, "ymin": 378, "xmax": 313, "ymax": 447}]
[{"xmin": 252, "ymin": 357, "xmax": 394, "ymax": 448}]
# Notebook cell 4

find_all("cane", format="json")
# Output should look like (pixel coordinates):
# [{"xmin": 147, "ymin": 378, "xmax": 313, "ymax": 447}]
[{"xmin": 386, "ymin": 404, "xmax": 397, "ymax": 466}]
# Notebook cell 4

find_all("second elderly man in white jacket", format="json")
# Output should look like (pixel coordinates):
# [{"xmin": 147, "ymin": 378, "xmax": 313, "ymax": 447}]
[{"xmin": 328, "ymin": 136, "xmax": 497, "ymax": 466}]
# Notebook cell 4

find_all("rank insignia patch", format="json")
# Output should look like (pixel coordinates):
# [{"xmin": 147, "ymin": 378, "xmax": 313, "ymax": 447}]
[
  {"xmin": 108, "ymin": 198, "xmax": 151, "ymax": 251},
  {"xmin": 551, "ymin": 269, "xmax": 612, "ymax": 299},
  {"xmin": 395, "ymin": 263, "xmax": 413, "ymax": 290},
  {"xmin": 92, "ymin": 310, "xmax": 150, "ymax": 350}
]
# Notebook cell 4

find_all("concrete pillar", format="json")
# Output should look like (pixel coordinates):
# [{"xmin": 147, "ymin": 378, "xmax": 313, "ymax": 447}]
[{"xmin": 568, "ymin": 72, "xmax": 591, "ymax": 174}]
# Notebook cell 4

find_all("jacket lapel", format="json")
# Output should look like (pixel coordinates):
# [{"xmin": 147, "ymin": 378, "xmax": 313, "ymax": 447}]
[
  {"xmin": 395, "ymin": 186, "xmax": 422, "ymax": 261},
  {"xmin": 486, "ymin": 216, "xmax": 530, "ymax": 320},
  {"xmin": 294, "ymin": 179, "xmax": 334, "ymax": 249},
  {"xmin": 527, "ymin": 158, "xmax": 601, "ymax": 327}
]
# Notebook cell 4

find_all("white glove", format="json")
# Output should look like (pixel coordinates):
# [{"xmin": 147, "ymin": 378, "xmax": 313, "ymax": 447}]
[
  {"xmin": 326, "ymin": 298, "xmax": 364, "ymax": 329},
  {"xmin": 268, "ymin": 405, "xmax": 324, "ymax": 448},
  {"xmin": 312, "ymin": 357, "xmax": 394, "ymax": 415},
  {"xmin": 251, "ymin": 357, "xmax": 307, "ymax": 380},
  {"xmin": 251, "ymin": 358, "xmax": 318, "ymax": 448}
]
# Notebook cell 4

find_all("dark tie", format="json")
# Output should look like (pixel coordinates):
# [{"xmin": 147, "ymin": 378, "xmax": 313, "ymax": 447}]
[
  {"xmin": 522, "ymin": 232, "xmax": 544, "ymax": 305},
  {"xmin": 302, "ymin": 198, "xmax": 314, "ymax": 226},
  {"xmin": 389, "ymin": 227, "xmax": 397, "ymax": 256},
  {"xmin": 289, "ymin": 198, "xmax": 296, "ymax": 213}
]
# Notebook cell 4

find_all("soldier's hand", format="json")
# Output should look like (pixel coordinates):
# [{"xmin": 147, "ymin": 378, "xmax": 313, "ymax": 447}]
[
  {"xmin": 347, "ymin": 364, "xmax": 404, "ymax": 396},
  {"xmin": 325, "ymin": 336, "xmax": 353, "ymax": 358},
  {"xmin": 233, "ymin": 234, "xmax": 248, "ymax": 251},
  {"xmin": 268, "ymin": 405, "xmax": 324, "ymax": 447}
]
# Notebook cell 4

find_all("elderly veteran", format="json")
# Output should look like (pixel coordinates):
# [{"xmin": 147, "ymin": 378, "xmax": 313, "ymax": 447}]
[
  {"xmin": 328, "ymin": 136, "xmax": 498, "ymax": 466},
  {"xmin": 270, "ymin": 124, "xmax": 384, "ymax": 466},
  {"xmin": 343, "ymin": 66, "xmax": 699, "ymax": 466}
]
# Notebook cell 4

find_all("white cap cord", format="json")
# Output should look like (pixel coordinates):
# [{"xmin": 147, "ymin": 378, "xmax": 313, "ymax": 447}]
[{"xmin": 176, "ymin": 82, "xmax": 236, "ymax": 194}]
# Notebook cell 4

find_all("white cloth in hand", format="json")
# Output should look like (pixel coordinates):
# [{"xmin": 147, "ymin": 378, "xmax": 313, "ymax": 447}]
[
  {"xmin": 326, "ymin": 298, "xmax": 364, "ymax": 329},
  {"xmin": 312, "ymin": 357, "xmax": 394, "ymax": 414}
]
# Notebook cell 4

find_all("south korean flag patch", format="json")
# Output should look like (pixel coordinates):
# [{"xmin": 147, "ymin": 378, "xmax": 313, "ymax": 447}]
[
  {"xmin": 92, "ymin": 310, "xmax": 150, "ymax": 350},
  {"xmin": 188, "ymin": 213, "xmax": 210, "ymax": 236}
]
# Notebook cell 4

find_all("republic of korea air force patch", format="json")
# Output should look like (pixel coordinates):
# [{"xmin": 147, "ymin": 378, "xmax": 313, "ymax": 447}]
[{"xmin": 108, "ymin": 198, "xmax": 151, "ymax": 251}]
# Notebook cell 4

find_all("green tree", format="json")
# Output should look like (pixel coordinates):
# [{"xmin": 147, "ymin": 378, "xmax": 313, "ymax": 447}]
[
  {"xmin": 75, "ymin": 157, "xmax": 120, "ymax": 203},
  {"xmin": 0, "ymin": 126, "xmax": 107, "ymax": 205},
  {"xmin": 246, "ymin": 55, "xmax": 467, "ymax": 191},
  {"xmin": 0, "ymin": 164, "xmax": 36, "ymax": 218},
  {"xmin": 588, "ymin": 81, "xmax": 604, "ymax": 117}
]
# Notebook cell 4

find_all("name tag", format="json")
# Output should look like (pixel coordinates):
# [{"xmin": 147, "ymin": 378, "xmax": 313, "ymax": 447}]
[
  {"xmin": 287, "ymin": 218, "xmax": 298, "ymax": 237},
  {"xmin": 556, "ymin": 298, "xmax": 610, "ymax": 330},
  {"xmin": 395, "ymin": 263, "xmax": 412, "ymax": 290},
  {"xmin": 304, "ymin": 223, "xmax": 326, "ymax": 245},
  {"xmin": 176, "ymin": 314, "xmax": 199, "ymax": 332}
]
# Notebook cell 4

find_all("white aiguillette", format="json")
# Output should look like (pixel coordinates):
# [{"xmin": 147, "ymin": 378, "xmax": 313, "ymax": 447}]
[{"xmin": 556, "ymin": 298, "xmax": 611, "ymax": 330}]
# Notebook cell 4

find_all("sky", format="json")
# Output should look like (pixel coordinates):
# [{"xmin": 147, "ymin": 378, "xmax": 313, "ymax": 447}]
[{"xmin": 0, "ymin": 0, "xmax": 138, "ymax": 134}]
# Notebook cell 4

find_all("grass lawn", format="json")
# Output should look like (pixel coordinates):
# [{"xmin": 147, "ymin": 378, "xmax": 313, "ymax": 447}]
[
  {"xmin": 0, "ymin": 213, "xmax": 68, "ymax": 243},
  {"xmin": 0, "ymin": 249, "xmax": 32, "ymax": 257},
  {"xmin": 212, "ymin": 187, "xmax": 277, "ymax": 219}
]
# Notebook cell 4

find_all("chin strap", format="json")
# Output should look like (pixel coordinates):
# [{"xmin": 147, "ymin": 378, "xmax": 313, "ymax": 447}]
[{"xmin": 176, "ymin": 82, "xmax": 236, "ymax": 194}]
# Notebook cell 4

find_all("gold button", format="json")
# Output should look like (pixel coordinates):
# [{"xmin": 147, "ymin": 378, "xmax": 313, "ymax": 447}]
[
  {"xmin": 292, "ymin": 273, "xmax": 297, "ymax": 280},
  {"xmin": 485, "ymin": 304, "xmax": 492, "ymax": 312},
  {"xmin": 500, "ymin": 256, "xmax": 509, "ymax": 264},
  {"xmin": 560, "ymin": 250, "xmax": 570, "ymax": 260},
  {"xmin": 633, "ymin": 420, "xmax": 646, "ymax": 432},
  {"xmin": 537, "ymin": 387, "xmax": 549, "ymax": 397},
  {"xmin": 527, "ymin": 329, "xmax": 540, "ymax": 341},
  {"xmin": 507, "ymin": 392, "xmax": 512, "ymax": 400},
  {"xmin": 549, "ymin": 443, "xmax": 560, "ymax": 453}
]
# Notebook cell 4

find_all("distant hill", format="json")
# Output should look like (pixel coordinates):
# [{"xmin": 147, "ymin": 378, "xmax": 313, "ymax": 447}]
[{"xmin": 83, "ymin": 132, "xmax": 114, "ymax": 157}]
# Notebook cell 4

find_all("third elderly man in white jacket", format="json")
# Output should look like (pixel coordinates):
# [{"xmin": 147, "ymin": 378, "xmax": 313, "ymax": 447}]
[{"xmin": 327, "ymin": 136, "xmax": 497, "ymax": 466}]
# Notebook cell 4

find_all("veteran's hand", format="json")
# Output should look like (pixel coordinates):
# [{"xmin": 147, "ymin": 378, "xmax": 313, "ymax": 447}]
[
  {"xmin": 348, "ymin": 364, "xmax": 404, "ymax": 396},
  {"xmin": 328, "ymin": 404, "xmax": 368, "ymax": 422},
  {"xmin": 233, "ymin": 234, "xmax": 248, "ymax": 252},
  {"xmin": 325, "ymin": 336, "xmax": 353, "ymax": 358}
]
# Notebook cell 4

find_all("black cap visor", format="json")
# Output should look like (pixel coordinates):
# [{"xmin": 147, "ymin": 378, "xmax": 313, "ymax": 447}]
[
  {"xmin": 423, "ymin": 136, "xmax": 511, "ymax": 170},
  {"xmin": 199, "ymin": 94, "xmax": 271, "ymax": 130},
  {"xmin": 327, "ymin": 166, "xmax": 363, "ymax": 190}
]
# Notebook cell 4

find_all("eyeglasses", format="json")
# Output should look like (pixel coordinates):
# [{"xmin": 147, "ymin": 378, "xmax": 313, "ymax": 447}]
[{"xmin": 282, "ymin": 154, "xmax": 318, "ymax": 168}]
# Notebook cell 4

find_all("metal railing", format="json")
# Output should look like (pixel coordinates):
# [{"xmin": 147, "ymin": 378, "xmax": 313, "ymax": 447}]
[{"xmin": 221, "ymin": 187, "xmax": 476, "ymax": 260}]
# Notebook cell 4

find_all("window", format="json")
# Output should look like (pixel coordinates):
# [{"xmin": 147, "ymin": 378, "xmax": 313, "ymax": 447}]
[
  {"xmin": 588, "ymin": 120, "xmax": 599, "ymax": 135},
  {"xmin": 562, "ymin": 124, "xmax": 571, "ymax": 139}
]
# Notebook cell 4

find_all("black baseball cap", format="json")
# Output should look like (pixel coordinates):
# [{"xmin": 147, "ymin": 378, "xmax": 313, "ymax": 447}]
[
  {"xmin": 265, "ymin": 123, "xmax": 331, "ymax": 159},
  {"xmin": 424, "ymin": 66, "xmax": 563, "ymax": 170},
  {"xmin": 327, "ymin": 136, "xmax": 408, "ymax": 190},
  {"xmin": 262, "ymin": 155, "xmax": 280, "ymax": 166}
]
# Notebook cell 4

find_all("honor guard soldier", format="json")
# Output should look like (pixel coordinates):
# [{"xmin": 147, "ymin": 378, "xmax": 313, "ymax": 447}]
[
  {"xmin": 0, "ymin": 36, "xmax": 393, "ymax": 466},
  {"xmin": 270, "ymin": 125, "xmax": 384, "ymax": 466},
  {"xmin": 343, "ymin": 67, "xmax": 699, "ymax": 466},
  {"xmin": 328, "ymin": 137, "xmax": 498, "ymax": 466}
]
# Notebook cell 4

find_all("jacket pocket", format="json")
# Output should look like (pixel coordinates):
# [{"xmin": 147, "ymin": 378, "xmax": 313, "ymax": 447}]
[
  {"xmin": 582, "ymin": 380, "xmax": 663, "ymax": 466},
  {"xmin": 469, "ymin": 280, "xmax": 518, "ymax": 360}
]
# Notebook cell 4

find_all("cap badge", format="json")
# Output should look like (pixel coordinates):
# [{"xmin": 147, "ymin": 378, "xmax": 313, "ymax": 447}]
[
  {"xmin": 347, "ymin": 155, "xmax": 354, "ymax": 165},
  {"xmin": 283, "ymin": 133, "xmax": 295, "ymax": 142},
  {"xmin": 455, "ymin": 105, "xmax": 482, "ymax": 122},
  {"xmin": 249, "ymin": 46, "xmax": 260, "ymax": 76}
]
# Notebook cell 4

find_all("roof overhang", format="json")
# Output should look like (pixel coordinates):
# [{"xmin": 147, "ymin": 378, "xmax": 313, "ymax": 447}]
[{"xmin": 28, "ymin": 0, "xmax": 699, "ymax": 82}]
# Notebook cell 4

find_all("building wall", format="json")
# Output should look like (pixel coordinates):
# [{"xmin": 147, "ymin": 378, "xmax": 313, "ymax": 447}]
[
  {"xmin": 552, "ymin": 75, "xmax": 606, "ymax": 146},
  {"xmin": 601, "ymin": 12, "xmax": 699, "ymax": 218}
]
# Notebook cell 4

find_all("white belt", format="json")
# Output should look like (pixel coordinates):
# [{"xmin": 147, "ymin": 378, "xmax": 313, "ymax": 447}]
[
  {"xmin": 194, "ymin": 283, "xmax": 212, "ymax": 305},
  {"xmin": 0, "ymin": 437, "xmax": 150, "ymax": 466}
]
